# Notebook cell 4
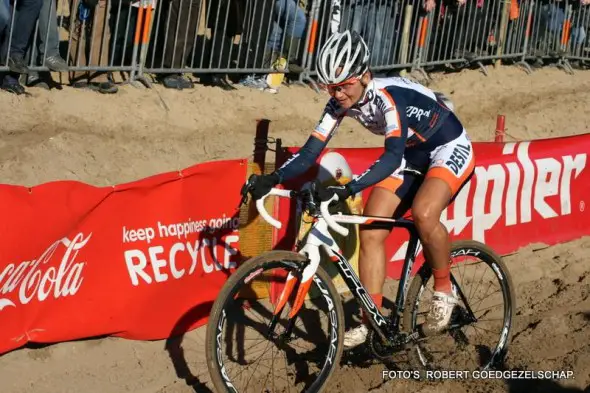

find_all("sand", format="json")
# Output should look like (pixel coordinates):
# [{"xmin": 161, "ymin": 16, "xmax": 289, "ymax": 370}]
[{"xmin": 0, "ymin": 66, "xmax": 589, "ymax": 393}]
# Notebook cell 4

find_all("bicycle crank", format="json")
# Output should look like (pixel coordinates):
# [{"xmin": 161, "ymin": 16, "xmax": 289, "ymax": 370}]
[{"xmin": 368, "ymin": 329, "xmax": 419, "ymax": 361}]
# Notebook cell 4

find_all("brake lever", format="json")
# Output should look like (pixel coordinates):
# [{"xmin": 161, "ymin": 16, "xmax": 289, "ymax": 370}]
[
  {"xmin": 298, "ymin": 185, "xmax": 319, "ymax": 216},
  {"xmin": 238, "ymin": 177, "xmax": 254, "ymax": 209},
  {"xmin": 238, "ymin": 192, "xmax": 249, "ymax": 209}
]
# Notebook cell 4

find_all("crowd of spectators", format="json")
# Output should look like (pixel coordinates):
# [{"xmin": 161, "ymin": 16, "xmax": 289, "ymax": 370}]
[{"xmin": 0, "ymin": 0, "xmax": 587, "ymax": 96}]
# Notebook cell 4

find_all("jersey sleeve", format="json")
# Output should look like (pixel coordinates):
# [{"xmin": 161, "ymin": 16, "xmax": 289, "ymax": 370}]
[
  {"xmin": 276, "ymin": 99, "xmax": 344, "ymax": 183},
  {"xmin": 345, "ymin": 88, "xmax": 408, "ymax": 195}
]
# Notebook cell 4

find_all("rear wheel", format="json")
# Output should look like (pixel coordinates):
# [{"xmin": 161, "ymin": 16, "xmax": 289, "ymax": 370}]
[
  {"xmin": 205, "ymin": 250, "xmax": 345, "ymax": 393},
  {"xmin": 402, "ymin": 240, "xmax": 515, "ymax": 371}
]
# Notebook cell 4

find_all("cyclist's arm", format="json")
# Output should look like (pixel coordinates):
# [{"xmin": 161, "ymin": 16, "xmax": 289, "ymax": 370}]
[
  {"xmin": 275, "ymin": 101, "xmax": 343, "ymax": 183},
  {"xmin": 345, "ymin": 91, "xmax": 408, "ymax": 195}
]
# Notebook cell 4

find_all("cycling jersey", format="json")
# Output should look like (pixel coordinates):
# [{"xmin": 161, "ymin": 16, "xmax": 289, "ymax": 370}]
[{"xmin": 276, "ymin": 76, "xmax": 464, "ymax": 195}]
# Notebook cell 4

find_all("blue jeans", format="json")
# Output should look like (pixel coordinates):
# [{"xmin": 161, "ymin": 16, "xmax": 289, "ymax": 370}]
[
  {"xmin": 267, "ymin": 0, "xmax": 306, "ymax": 52},
  {"xmin": 31, "ymin": 0, "xmax": 60, "ymax": 59},
  {"xmin": 572, "ymin": 27, "xmax": 586, "ymax": 46},
  {"xmin": 26, "ymin": 0, "xmax": 60, "ymax": 79},
  {"xmin": 1, "ymin": 0, "xmax": 43, "ymax": 60},
  {"xmin": 544, "ymin": 4, "xmax": 586, "ymax": 46},
  {"xmin": 341, "ymin": 0, "xmax": 395, "ymax": 67},
  {"xmin": 0, "ymin": 0, "xmax": 10, "ymax": 35}
]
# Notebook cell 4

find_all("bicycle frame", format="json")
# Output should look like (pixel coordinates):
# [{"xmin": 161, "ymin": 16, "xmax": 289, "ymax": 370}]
[{"xmin": 274, "ymin": 211, "xmax": 422, "ymax": 344}]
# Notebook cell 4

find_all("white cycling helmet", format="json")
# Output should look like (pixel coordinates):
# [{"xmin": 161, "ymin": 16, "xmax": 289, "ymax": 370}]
[{"xmin": 317, "ymin": 30, "xmax": 370, "ymax": 85}]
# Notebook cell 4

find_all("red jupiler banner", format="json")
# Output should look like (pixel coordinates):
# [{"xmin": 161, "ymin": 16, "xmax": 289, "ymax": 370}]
[
  {"xmin": 272, "ymin": 134, "xmax": 590, "ymax": 279},
  {"xmin": 0, "ymin": 159, "xmax": 247, "ymax": 355}
]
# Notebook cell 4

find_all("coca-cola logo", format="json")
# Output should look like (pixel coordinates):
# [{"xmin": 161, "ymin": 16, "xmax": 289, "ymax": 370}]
[{"xmin": 0, "ymin": 232, "xmax": 91, "ymax": 311}]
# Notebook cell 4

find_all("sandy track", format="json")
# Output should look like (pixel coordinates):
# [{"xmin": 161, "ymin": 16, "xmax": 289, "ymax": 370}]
[{"xmin": 0, "ymin": 67, "xmax": 588, "ymax": 187}]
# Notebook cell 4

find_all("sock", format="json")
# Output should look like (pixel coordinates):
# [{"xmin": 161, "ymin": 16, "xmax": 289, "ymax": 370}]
[
  {"xmin": 432, "ymin": 266, "xmax": 452, "ymax": 294},
  {"xmin": 361, "ymin": 293, "xmax": 383, "ymax": 325}
]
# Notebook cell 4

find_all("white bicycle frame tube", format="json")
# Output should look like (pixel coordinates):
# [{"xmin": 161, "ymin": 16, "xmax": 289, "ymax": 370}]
[{"xmin": 254, "ymin": 188, "xmax": 390, "ymax": 333}]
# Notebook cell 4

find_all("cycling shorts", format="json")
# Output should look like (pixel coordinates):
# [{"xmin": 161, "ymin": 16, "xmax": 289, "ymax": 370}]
[{"xmin": 374, "ymin": 124, "xmax": 475, "ymax": 201}]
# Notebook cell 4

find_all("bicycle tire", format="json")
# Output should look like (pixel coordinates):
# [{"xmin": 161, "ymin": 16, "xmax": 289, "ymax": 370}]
[
  {"xmin": 205, "ymin": 250, "xmax": 345, "ymax": 393},
  {"xmin": 402, "ymin": 240, "xmax": 516, "ymax": 371}
]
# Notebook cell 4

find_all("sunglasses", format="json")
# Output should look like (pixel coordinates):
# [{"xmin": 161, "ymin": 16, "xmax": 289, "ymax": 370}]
[{"xmin": 326, "ymin": 75, "xmax": 361, "ymax": 93}]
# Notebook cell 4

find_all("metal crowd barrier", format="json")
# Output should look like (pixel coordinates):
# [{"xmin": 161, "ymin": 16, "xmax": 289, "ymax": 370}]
[
  {"xmin": 525, "ymin": 0, "xmax": 590, "ymax": 74},
  {"xmin": 0, "ymin": 0, "xmax": 587, "ymax": 86}
]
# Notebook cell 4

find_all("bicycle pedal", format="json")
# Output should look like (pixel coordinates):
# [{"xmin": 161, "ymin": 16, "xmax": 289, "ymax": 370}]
[{"xmin": 405, "ymin": 331, "xmax": 420, "ymax": 343}]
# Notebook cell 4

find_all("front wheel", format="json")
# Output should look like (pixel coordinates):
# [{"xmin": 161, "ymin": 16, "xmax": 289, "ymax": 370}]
[
  {"xmin": 402, "ymin": 240, "xmax": 516, "ymax": 371},
  {"xmin": 205, "ymin": 250, "xmax": 345, "ymax": 393}
]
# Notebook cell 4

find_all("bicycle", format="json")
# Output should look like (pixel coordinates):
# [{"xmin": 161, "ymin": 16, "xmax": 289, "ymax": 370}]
[{"xmin": 205, "ymin": 171, "xmax": 516, "ymax": 393}]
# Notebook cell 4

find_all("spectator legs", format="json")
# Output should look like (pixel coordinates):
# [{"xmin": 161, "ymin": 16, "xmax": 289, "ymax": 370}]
[
  {"xmin": 108, "ymin": 2, "xmax": 136, "ymax": 68},
  {"xmin": 4, "ymin": 0, "xmax": 43, "ymax": 73},
  {"xmin": 366, "ymin": 3, "xmax": 393, "ymax": 67},
  {"xmin": 266, "ymin": 0, "xmax": 306, "ymax": 69},
  {"xmin": 0, "ymin": 0, "xmax": 42, "ymax": 94},
  {"xmin": 0, "ymin": 0, "xmax": 10, "ymax": 35},
  {"xmin": 454, "ymin": 3, "xmax": 480, "ymax": 61},
  {"xmin": 196, "ymin": 35, "xmax": 238, "ymax": 91},
  {"xmin": 0, "ymin": 0, "xmax": 15, "ymax": 94},
  {"xmin": 156, "ymin": 0, "xmax": 201, "ymax": 89},
  {"xmin": 26, "ymin": 0, "xmax": 69, "ymax": 89},
  {"xmin": 37, "ymin": 0, "xmax": 62, "ymax": 60},
  {"xmin": 69, "ymin": 0, "xmax": 117, "ymax": 94},
  {"xmin": 341, "ymin": 0, "xmax": 389, "ymax": 67}
]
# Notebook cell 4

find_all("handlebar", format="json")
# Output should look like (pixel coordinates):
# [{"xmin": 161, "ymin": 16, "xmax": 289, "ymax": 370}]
[{"xmin": 255, "ymin": 188, "xmax": 350, "ymax": 237}]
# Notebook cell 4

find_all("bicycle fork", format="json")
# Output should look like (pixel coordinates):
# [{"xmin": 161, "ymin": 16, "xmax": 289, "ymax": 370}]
[{"xmin": 268, "ymin": 222, "xmax": 325, "ymax": 339}]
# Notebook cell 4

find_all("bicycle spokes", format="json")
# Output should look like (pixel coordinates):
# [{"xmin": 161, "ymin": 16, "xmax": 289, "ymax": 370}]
[
  {"xmin": 451, "ymin": 274, "xmax": 478, "ymax": 325},
  {"xmin": 406, "ymin": 242, "xmax": 514, "ymax": 371},
  {"xmin": 210, "ymin": 259, "xmax": 341, "ymax": 392}
]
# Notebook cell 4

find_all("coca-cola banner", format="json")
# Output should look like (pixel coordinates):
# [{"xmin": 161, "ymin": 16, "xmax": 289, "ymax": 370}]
[
  {"xmin": 0, "ymin": 159, "xmax": 246, "ymax": 355},
  {"xmin": 273, "ymin": 134, "xmax": 590, "ymax": 279}
]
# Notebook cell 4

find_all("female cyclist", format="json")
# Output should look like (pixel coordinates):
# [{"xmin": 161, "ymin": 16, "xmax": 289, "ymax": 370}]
[{"xmin": 247, "ymin": 30, "xmax": 475, "ymax": 349}]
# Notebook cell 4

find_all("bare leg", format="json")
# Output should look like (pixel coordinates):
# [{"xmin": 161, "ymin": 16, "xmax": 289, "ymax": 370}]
[
  {"xmin": 412, "ymin": 177, "xmax": 461, "ymax": 334},
  {"xmin": 343, "ymin": 186, "xmax": 403, "ymax": 349},
  {"xmin": 411, "ymin": 177, "xmax": 453, "ymax": 293},
  {"xmin": 359, "ymin": 187, "xmax": 402, "ymax": 301}
]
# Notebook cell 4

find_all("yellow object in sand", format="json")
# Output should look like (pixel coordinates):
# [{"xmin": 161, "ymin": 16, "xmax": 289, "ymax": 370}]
[{"xmin": 266, "ymin": 57, "xmax": 288, "ymax": 90}]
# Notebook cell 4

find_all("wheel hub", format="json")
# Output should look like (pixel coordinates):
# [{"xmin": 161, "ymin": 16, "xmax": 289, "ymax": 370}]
[{"xmin": 449, "ymin": 306, "xmax": 477, "ymax": 329}]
